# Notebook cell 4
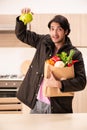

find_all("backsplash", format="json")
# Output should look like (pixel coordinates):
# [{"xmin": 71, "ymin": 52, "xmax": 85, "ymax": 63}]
[{"xmin": 0, "ymin": 47, "xmax": 36, "ymax": 75}]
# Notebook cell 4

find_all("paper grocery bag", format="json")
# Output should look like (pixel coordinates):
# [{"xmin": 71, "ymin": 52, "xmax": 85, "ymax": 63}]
[
  {"xmin": 43, "ymin": 84, "xmax": 74, "ymax": 97},
  {"xmin": 44, "ymin": 62, "xmax": 74, "ymax": 79},
  {"xmin": 43, "ymin": 62, "xmax": 74, "ymax": 97}
]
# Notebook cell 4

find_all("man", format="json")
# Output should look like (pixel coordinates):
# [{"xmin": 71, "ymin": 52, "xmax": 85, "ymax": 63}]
[{"xmin": 15, "ymin": 8, "xmax": 86, "ymax": 113}]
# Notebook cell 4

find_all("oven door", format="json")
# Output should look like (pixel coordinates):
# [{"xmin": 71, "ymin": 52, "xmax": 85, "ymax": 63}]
[{"xmin": 0, "ymin": 88, "xmax": 18, "ymax": 97}]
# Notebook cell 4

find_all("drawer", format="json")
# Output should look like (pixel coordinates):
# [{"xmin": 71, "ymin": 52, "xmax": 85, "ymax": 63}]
[
  {"xmin": 0, "ymin": 104, "xmax": 22, "ymax": 110},
  {"xmin": 0, "ymin": 97, "xmax": 22, "ymax": 114},
  {"xmin": 0, "ymin": 97, "xmax": 21, "ymax": 103}
]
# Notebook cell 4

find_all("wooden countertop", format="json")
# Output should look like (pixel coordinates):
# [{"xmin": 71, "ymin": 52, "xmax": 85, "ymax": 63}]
[{"xmin": 0, "ymin": 113, "xmax": 87, "ymax": 130}]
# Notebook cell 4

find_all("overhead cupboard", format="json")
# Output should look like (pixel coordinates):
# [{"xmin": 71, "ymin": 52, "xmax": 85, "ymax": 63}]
[
  {"xmin": 31, "ymin": 14, "xmax": 87, "ymax": 47},
  {"xmin": 0, "ymin": 14, "xmax": 87, "ymax": 47}
]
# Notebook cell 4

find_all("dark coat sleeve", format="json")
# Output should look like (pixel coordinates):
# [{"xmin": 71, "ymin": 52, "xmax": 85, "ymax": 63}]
[
  {"xmin": 61, "ymin": 50, "xmax": 86, "ymax": 92},
  {"xmin": 15, "ymin": 16, "xmax": 44, "ymax": 48}
]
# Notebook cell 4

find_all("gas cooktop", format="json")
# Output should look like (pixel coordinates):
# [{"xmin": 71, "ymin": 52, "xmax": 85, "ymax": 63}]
[{"xmin": 0, "ymin": 74, "xmax": 24, "ymax": 81}]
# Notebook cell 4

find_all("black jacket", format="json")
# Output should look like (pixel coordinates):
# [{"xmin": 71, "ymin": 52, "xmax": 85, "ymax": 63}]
[{"xmin": 15, "ymin": 17, "xmax": 86, "ymax": 113}]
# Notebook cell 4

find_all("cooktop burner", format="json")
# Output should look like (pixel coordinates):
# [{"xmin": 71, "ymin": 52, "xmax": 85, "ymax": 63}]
[{"xmin": 0, "ymin": 74, "xmax": 24, "ymax": 80}]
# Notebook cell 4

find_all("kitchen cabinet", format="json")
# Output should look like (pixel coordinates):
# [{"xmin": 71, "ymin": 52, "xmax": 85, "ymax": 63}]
[
  {"xmin": 0, "ymin": 97, "xmax": 22, "ymax": 114},
  {"xmin": 72, "ymin": 47, "xmax": 87, "ymax": 113},
  {"xmin": 0, "ymin": 80, "xmax": 23, "ymax": 114},
  {"xmin": 0, "ymin": 15, "xmax": 31, "ymax": 47},
  {"xmin": 0, "ymin": 14, "xmax": 87, "ymax": 47},
  {"xmin": 31, "ymin": 14, "xmax": 87, "ymax": 47},
  {"xmin": 0, "ymin": 30, "xmax": 31, "ymax": 47},
  {"xmin": 73, "ymin": 84, "xmax": 87, "ymax": 113}
]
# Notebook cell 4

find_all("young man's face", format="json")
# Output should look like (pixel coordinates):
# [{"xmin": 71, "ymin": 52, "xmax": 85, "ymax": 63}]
[{"xmin": 49, "ymin": 22, "xmax": 67, "ymax": 45}]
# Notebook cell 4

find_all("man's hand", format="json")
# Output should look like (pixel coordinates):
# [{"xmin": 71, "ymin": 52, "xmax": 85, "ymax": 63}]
[
  {"xmin": 21, "ymin": 8, "xmax": 31, "ymax": 14},
  {"xmin": 44, "ymin": 71, "xmax": 62, "ymax": 89}
]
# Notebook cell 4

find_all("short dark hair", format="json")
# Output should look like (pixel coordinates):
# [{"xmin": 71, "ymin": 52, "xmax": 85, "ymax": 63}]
[{"xmin": 48, "ymin": 15, "xmax": 71, "ymax": 35}]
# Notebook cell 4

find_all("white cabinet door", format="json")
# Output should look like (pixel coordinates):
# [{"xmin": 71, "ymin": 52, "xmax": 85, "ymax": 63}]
[{"xmin": 73, "ymin": 85, "xmax": 87, "ymax": 113}]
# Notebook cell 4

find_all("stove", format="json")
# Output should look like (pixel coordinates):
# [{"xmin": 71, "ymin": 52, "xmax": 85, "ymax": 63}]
[{"xmin": 0, "ymin": 74, "xmax": 23, "ymax": 113}]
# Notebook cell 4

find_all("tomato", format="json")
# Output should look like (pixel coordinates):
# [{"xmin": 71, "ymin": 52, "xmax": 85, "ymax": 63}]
[
  {"xmin": 51, "ymin": 56, "xmax": 61, "ymax": 62},
  {"xmin": 67, "ymin": 63, "xmax": 72, "ymax": 67}
]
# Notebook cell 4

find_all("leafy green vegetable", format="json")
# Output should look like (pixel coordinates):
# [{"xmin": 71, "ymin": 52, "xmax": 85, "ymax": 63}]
[
  {"xmin": 57, "ymin": 49, "xmax": 75, "ymax": 66},
  {"xmin": 65, "ymin": 49, "xmax": 75, "ymax": 66},
  {"xmin": 57, "ymin": 52, "xmax": 67, "ymax": 63}
]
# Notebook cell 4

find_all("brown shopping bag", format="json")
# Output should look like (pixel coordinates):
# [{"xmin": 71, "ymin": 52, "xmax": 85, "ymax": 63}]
[{"xmin": 43, "ymin": 62, "xmax": 75, "ymax": 97}]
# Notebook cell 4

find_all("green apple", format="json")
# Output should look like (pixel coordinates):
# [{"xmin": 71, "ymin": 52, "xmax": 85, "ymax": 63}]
[{"xmin": 19, "ymin": 13, "xmax": 33, "ymax": 25}]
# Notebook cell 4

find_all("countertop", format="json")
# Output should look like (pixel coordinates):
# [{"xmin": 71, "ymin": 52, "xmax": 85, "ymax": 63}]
[{"xmin": 0, "ymin": 113, "xmax": 87, "ymax": 130}]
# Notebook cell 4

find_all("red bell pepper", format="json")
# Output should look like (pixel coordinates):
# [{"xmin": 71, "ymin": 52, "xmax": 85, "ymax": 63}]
[
  {"xmin": 67, "ymin": 60, "xmax": 79, "ymax": 67},
  {"xmin": 51, "ymin": 55, "xmax": 61, "ymax": 62}
]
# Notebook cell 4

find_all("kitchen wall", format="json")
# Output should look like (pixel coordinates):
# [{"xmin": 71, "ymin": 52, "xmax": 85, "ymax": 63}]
[{"xmin": 0, "ymin": 0, "xmax": 87, "ymax": 14}]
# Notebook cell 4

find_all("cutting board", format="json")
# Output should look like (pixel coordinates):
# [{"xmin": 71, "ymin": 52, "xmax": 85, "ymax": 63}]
[{"xmin": 21, "ymin": 60, "xmax": 31, "ymax": 75}]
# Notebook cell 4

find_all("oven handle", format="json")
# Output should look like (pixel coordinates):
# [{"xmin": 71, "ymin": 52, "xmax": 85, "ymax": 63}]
[{"xmin": 0, "ymin": 88, "xmax": 18, "ymax": 91}]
